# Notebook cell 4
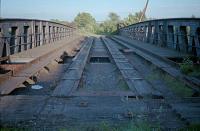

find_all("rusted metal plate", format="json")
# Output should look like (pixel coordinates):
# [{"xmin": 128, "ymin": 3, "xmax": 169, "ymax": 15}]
[
  {"xmin": 0, "ymin": 36, "xmax": 85, "ymax": 95},
  {"xmin": 0, "ymin": 56, "xmax": 9, "ymax": 62},
  {"xmin": 0, "ymin": 76, "xmax": 27, "ymax": 94}
]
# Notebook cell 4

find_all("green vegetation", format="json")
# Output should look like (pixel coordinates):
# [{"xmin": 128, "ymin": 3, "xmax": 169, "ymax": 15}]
[
  {"xmin": 180, "ymin": 56, "xmax": 200, "ymax": 78},
  {"xmin": 0, "ymin": 128, "xmax": 27, "ymax": 131},
  {"xmin": 146, "ymin": 70, "xmax": 194, "ymax": 97},
  {"xmin": 73, "ymin": 11, "xmax": 147, "ymax": 35},
  {"xmin": 180, "ymin": 57, "xmax": 194, "ymax": 75},
  {"xmin": 123, "ymin": 11, "xmax": 147, "ymax": 26},
  {"xmin": 180, "ymin": 64, "xmax": 193, "ymax": 74},
  {"xmin": 74, "ymin": 12, "xmax": 97, "ymax": 34},
  {"xmin": 119, "ymin": 80, "xmax": 129, "ymax": 91},
  {"xmin": 180, "ymin": 124, "xmax": 200, "ymax": 131},
  {"xmin": 59, "ymin": 121, "xmax": 161, "ymax": 131},
  {"xmin": 118, "ymin": 75, "xmax": 129, "ymax": 91},
  {"xmin": 51, "ymin": 11, "xmax": 147, "ymax": 35},
  {"xmin": 163, "ymin": 74, "xmax": 194, "ymax": 97},
  {"xmin": 50, "ymin": 19, "xmax": 76, "ymax": 27},
  {"xmin": 2, "ymin": 123, "xmax": 200, "ymax": 131},
  {"xmin": 189, "ymin": 66, "xmax": 200, "ymax": 78}
]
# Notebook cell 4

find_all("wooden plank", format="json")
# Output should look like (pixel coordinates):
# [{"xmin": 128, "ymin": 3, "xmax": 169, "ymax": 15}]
[
  {"xmin": 62, "ymin": 69, "xmax": 82, "ymax": 80},
  {"xmin": 52, "ymin": 79, "xmax": 79, "ymax": 97},
  {"xmin": 120, "ymin": 69, "xmax": 140, "ymax": 79},
  {"xmin": 52, "ymin": 38, "xmax": 93, "ymax": 97},
  {"xmin": 102, "ymin": 37, "xmax": 163, "ymax": 98},
  {"xmin": 71, "ymin": 91, "xmax": 136, "ymax": 96},
  {"xmin": 131, "ymin": 79, "xmax": 154, "ymax": 96},
  {"xmin": 115, "ymin": 62, "xmax": 134, "ymax": 70},
  {"xmin": 114, "ymin": 58, "xmax": 129, "ymax": 63}
]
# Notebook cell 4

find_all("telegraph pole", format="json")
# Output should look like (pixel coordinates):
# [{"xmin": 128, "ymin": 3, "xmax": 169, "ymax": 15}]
[
  {"xmin": 0, "ymin": 0, "xmax": 1, "ymax": 19},
  {"xmin": 139, "ymin": 0, "xmax": 149, "ymax": 22}
]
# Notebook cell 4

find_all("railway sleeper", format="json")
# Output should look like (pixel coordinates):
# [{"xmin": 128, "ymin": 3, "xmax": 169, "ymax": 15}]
[
  {"xmin": 102, "ymin": 37, "xmax": 164, "ymax": 100},
  {"xmin": 52, "ymin": 38, "xmax": 94, "ymax": 97}
]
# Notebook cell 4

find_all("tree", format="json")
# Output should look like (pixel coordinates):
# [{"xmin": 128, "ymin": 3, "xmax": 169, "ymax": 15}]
[
  {"xmin": 73, "ymin": 11, "xmax": 148, "ymax": 35},
  {"xmin": 123, "ymin": 11, "xmax": 147, "ymax": 26},
  {"xmin": 50, "ymin": 19, "xmax": 72, "ymax": 26},
  {"xmin": 74, "ymin": 12, "xmax": 96, "ymax": 33},
  {"xmin": 108, "ymin": 12, "xmax": 120, "ymax": 23},
  {"xmin": 96, "ymin": 12, "xmax": 121, "ymax": 35}
]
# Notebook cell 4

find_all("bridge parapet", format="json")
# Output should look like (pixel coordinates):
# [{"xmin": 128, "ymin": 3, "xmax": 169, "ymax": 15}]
[
  {"xmin": 119, "ymin": 18, "xmax": 200, "ymax": 57},
  {"xmin": 0, "ymin": 18, "xmax": 77, "ymax": 60}
]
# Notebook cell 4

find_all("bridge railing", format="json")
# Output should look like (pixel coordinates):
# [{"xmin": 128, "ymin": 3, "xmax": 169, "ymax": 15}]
[
  {"xmin": 0, "ymin": 31, "xmax": 74, "ymax": 56},
  {"xmin": 0, "ymin": 19, "xmax": 77, "ymax": 61},
  {"xmin": 119, "ymin": 18, "xmax": 200, "ymax": 57}
]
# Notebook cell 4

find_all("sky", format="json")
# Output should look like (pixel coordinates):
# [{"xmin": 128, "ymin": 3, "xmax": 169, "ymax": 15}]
[{"xmin": 1, "ymin": 0, "xmax": 200, "ymax": 22}]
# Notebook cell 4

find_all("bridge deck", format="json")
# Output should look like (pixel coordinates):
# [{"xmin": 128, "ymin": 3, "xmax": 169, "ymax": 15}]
[
  {"xmin": 0, "ymin": 36, "xmax": 199, "ymax": 130},
  {"xmin": 114, "ymin": 36, "xmax": 188, "ymax": 58}
]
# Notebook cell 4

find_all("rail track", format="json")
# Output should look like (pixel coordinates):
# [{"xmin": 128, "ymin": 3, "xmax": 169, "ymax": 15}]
[{"xmin": 0, "ymin": 36, "xmax": 199, "ymax": 130}]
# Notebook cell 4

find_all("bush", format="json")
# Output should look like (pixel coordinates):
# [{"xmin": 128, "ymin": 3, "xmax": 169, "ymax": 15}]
[
  {"xmin": 180, "ymin": 57, "xmax": 194, "ymax": 75},
  {"xmin": 180, "ymin": 64, "xmax": 193, "ymax": 74}
]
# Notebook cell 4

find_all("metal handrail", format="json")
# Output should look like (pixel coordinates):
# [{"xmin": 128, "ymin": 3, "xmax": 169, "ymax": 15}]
[
  {"xmin": 121, "ymin": 30, "xmax": 200, "ymax": 54},
  {"xmin": 0, "ymin": 30, "xmax": 74, "ymax": 57}
]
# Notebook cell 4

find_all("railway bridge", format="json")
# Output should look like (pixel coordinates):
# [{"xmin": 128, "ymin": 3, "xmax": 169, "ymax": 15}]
[{"xmin": 0, "ymin": 18, "xmax": 200, "ymax": 130}]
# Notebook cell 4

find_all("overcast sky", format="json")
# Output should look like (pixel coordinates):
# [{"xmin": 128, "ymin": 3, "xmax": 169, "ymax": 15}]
[{"xmin": 2, "ymin": 0, "xmax": 200, "ymax": 22}]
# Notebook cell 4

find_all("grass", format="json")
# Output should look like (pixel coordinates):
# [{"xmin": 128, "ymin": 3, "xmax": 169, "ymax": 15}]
[
  {"xmin": 179, "ymin": 56, "xmax": 200, "ymax": 79},
  {"xmin": 163, "ymin": 74, "xmax": 194, "ymax": 97},
  {"xmin": 118, "ymin": 79, "xmax": 129, "ymax": 91},
  {"xmin": 118, "ymin": 75, "xmax": 130, "ymax": 91},
  {"xmin": 93, "ymin": 121, "xmax": 200, "ymax": 131},
  {"xmin": 0, "ymin": 128, "xmax": 27, "ymax": 131},
  {"xmin": 146, "ymin": 70, "xmax": 194, "ymax": 97},
  {"xmin": 188, "ymin": 65, "xmax": 200, "ymax": 79},
  {"xmin": 1, "ymin": 123, "xmax": 199, "ymax": 131},
  {"xmin": 179, "ymin": 124, "xmax": 200, "ymax": 131},
  {"xmin": 58, "ymin": 121, "xmax": 161, "ymax": 131},
  {"xmin": 145, "ymin": 72, "xmax": 160, "ymax": 81},
  {"xmin": 180, "ymin": 63, "xmax": 200, "ymax": 79}
]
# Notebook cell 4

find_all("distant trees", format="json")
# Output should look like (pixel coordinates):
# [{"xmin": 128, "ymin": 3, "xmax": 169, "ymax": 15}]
[
  {"xmin": 51, "ymin": 19, "xmax": 70, "ymax": 25},
  {"xmin": 96, "ymin": 12, "xmax": 121, "ymax": 35},
  {"xmin": 74, "ymin": 12, "xmax": 96, "ymax": 33},
  {"xmin": 109, "ymin": 12, "xmax": 121, "ymax": 23},
  {"xmin": 50, "ymin": 19, "xmax": 76, "ymax": 27},
  {"xmin": 123, "ymin": 11, "xmax": 147, "ymax": 26},
  {"xmin": 73, "ymin": 11, "xmax": 147, "ymax": 35}
]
